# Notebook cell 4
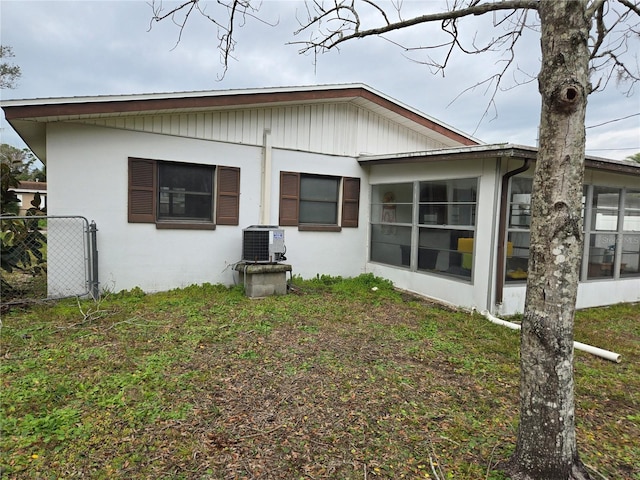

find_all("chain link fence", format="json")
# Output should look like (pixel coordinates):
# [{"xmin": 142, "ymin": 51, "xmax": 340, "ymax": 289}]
[{"xmin": 1, "ymin": 215, "xmax": 98, "ymax": 307}]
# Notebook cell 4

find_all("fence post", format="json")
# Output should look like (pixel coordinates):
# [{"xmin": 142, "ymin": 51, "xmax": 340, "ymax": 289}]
[{"xmin": 89, "ymin": 221, "xmax": 99, "ymax": 299}]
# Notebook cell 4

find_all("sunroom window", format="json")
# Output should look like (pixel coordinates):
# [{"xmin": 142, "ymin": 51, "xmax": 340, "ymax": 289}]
[
  {"xmin": 370, "ymin": 183, "xmax": 413, "ymax": 268},
  {"xmin": 586, "ymin": 187, "xmax": 620, "ymax": 278},
  {"xmin": 506, "ymin": 177, "xmax": 532, "ymax": 282},
  {"xmin": 621, "ymin": 189, "xmax": 640, "ymax": 277},
  {"xmin": 504, "ymin": 177, "xmax": 640, "ymax": 281},
  {"xmin": 586, "ymin": 187, "xmax": 640, "ymax": 279},
  {"xmin": 370, "ymin": 178, "xmax": 478, "ymax": 280},
  {"xmin": 417, "ymin": 179, "xmax": 477, "ymax": 279}
]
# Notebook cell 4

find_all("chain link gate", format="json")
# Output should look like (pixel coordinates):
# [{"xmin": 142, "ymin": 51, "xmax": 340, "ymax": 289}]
[{"xmin": 0, "ymin": 215, "xmax": 98, "ymax": 306}]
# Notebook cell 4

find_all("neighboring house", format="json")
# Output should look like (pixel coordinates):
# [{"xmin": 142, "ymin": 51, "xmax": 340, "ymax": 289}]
[
  {"xmin": 2, "ymin": 84, "xmax": 638, "ymax": 314},
  {"xmin": 13, "ymin": 181, "xmax": 47, "ymax": 215}
]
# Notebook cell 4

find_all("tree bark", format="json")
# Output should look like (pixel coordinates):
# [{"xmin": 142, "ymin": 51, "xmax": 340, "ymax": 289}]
[{"xmin": 508, "ymin": 1, "xmax": 592, "ymax": 479}]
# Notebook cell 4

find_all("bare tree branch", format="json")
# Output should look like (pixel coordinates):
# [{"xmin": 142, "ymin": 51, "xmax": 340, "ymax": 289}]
[
  {"xmin": 588, "ymin": 1, "xmax": 640, "ymax": 94},
  {"xmin": 146, "ymin": 0, "xmax": 638, "ymax": 117},
  {"xmin": 586, "ymin": 0, "xmax": 608, "ymax": 18},
  {"xmin": 441, "ymin": 9, "xmax": 533, "ymax": 134},
  {"xmin": 617, "ymin": 0, "xmax": 640, "ymax": 16},
  {"xmin": 590, "ymin": 1, "xmax": 608, "ymax": 60},
  {"xmin": 290, "ymin": 0, "xmax": 538, "ymax": 53},
  {"xmin": 148, "ymin": 0, "xmax": 275, "ymax": 79}
]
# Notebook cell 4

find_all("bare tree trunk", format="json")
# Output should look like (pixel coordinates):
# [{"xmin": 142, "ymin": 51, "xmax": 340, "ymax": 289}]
[{"xmin": 508, "ymin": 1, "xmax": 591, "ymax": 479}]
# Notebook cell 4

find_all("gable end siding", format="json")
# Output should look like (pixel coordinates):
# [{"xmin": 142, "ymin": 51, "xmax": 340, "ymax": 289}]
[{"xmin": 80, "ymin": 102, "xmax": 459, "ymax": 157}]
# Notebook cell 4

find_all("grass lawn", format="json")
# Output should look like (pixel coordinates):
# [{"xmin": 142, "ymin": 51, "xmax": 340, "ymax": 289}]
[{"xmin": 1, "ymin": 274, "xmax": 638, "ymax": 479}]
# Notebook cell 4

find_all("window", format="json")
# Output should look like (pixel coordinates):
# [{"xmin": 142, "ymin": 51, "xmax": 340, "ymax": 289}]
[
  {"xmin": 418, "ymin": 179, "xmax": 477, "ymax": 279},
  {"xmin": 505, "ymin": 177, "xmax": 532, "ymax": 282},
  {"xmin": 279, "ymin": 171, "xmax": 360, "ymax": 231},
  {"xmin": 585, "ymin": 187, "xmax": 640, "ymax": 279},
  {"xmin": 300, "ymin": 175, "xmax": 339, "ymax": 224},
  {"xmin": 586, "ymin": 187, "xmax": 620, "ymax": 279},
  {"xmin": 621, "ymin": 189, "xmax": 640, "ymax": 278},
  {"xmin": 158, "ymin": 163, "xmax": 213, "ymax": 221},
  {"xmin": 370, "ymin": 178, "xmax": 478, "ymax": 280},
  {"xmin": 504, "ymin": 177, "xmax": 640, "ymax": 281},
  {"xmin": 370, "ymin": 183, "xmax": 413, "ymax": 268},
  {"xmin": 128, "ymin": 157, "xmax": 240, "ymax": 229}
]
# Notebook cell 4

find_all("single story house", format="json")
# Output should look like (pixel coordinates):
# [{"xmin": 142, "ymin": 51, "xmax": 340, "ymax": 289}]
[
  {"xmin": 13, "ymin": 181, "xmax": 47, "ymax": 215},
  {"xmin": 2, "ymin": 84, "xmax": 639, "ymax": 314}
]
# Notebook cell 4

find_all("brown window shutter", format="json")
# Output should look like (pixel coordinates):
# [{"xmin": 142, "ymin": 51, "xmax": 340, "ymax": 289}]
[
  {"xmin": 128, "ymin": 158, "xmax": 156, "ymax": 223},
  {"xmin": 279, "ymin": 171, "xmax": 300, "ymax": 226},
  {"xmin": 341, "ymin": 177, "xmax": 360, "ymax": 227},
  {"xmin": 216, "ymin": 166, "xmax": 240, "ymax": 225}
]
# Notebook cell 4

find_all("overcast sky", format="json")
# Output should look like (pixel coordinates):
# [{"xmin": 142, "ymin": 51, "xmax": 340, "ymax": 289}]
[{"xmin": 1, "ymin": 0, "xmax": 639, "ymax": 160}]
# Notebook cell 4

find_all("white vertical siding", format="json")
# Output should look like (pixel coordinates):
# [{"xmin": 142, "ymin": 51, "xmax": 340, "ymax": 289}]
[{"xmin": 77, "ymin": 100, "xmax": 461, "ymax": 157}]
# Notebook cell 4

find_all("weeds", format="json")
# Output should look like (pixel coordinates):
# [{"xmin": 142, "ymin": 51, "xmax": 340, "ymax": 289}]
[{"xmin": 0, "ymin": 276, "xmax": 638, "ymax": 479}]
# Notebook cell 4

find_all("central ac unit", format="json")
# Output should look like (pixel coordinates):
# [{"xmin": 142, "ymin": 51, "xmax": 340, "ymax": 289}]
[{"xmin": 242, "ymin": 225, "xmax": 286, "ymax": 263}]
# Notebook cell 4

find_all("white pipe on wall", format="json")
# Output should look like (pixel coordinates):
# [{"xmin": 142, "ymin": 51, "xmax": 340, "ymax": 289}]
[
  {"xmin": 260, "ymin": 129, "xmax": 272, "ymax": 225},
  {"xmin": 480, "ymin": 310, "xmax": 622, "ymax": 363}
]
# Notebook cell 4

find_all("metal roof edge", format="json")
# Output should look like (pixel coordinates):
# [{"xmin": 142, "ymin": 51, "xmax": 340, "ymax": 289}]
[
  {"xmin": 358, "ymin": 143, "xmax": 531, "ymax": 162},
  {"xmin": 1, "ymin": 83, "xmax": 479, "ymax": 145},
  {"xmin": 0, "ymin": 83, "xmax": 371, "ymax": 107},
  {"xmin": 358, "ymin": 143, "xmax": 640, "ymax": 174},
  {"xmin": 357, "ymin": 85, "xmax": 482, "ymax": 145}
]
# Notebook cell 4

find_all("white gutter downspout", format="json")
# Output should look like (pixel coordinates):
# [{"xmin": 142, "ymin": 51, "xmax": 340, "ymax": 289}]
[
  {"xmin": 260, "ymin": 129, "xmax": 272, "ymax": 225},
  {"xmin": 480, "ymin": 310, "xmax": 622, "ymax": 363}
]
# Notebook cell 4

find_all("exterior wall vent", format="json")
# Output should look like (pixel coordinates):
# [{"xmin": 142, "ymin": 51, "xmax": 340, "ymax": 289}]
[{"xmin": 242, "ymin": 225, "xmax": 286, "ymax": 263}]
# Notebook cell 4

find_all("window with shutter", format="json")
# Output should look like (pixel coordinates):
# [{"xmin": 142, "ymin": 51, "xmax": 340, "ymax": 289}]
[
  {"xmin": 128, "ymin": 157, "xmax": 240, "ymax": 230},
  {"xmin": 279, "ymin": 171, "xmax": 361, "ymax": 231}
]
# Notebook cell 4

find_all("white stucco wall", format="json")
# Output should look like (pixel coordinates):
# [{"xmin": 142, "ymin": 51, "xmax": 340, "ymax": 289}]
[
  {"xmin": 46, "ymin": 122, "xmax": 369, "ymax": 293},
  {"xmin": 577, "ymin": 279, "xmax": 640, "ymax": 308},
  {"xmin": 47, "ymin": 122, "xmax": 262, "ymax": 293},
  {"xmin": 501, "ymin": 278, "xmax": 640, "ymax": 315},
  {"xmin": 267, "ymin": 148, "xmax": 369, "ymax": 280}
]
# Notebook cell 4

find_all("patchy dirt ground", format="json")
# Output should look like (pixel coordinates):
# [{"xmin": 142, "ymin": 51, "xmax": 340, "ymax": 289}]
[{"xmin": 1, "ymin": 279, "xmax": 638, "ymax": 479}]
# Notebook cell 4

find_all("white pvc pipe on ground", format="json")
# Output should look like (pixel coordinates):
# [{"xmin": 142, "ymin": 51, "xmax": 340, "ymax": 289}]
[
  {"xmin": 480, "ymin": 310, "xmax": 622, "ymax": 363},
  {"xmin": 572, "ymin": 341, "xmax": 622, "ymax": 363}
]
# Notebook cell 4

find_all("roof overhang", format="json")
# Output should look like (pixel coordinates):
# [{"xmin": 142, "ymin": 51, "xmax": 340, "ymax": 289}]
[
  {"xmin": 358, "ymin": 143, "xmax": 640, "ymax": 175},
  {"xmin": 6, "ymin": 120, "xmax": 47, "ymax": 162},
  {"xmin": 2, "ymin": 84, "xmax": 480, "ymax": 163}
]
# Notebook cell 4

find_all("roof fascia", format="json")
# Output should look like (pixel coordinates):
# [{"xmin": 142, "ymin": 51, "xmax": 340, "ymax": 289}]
[
  {"xmin": 358, "ymin": 144, "xmax": 640, "ymax": 175},
  {"xmin": 358, "ymin": 144, "xmax": 537, "ymax": 164},
  {"xmin": 2, "ymin": 84, "xmax": 478, "ymax": 147},
  {"xmin": 2, "ymin": 87, "xmax": 368, "ymax": 119},
  {"xmin": 584, "ymin": 157, "xmax": 640, "ymax": 175}
]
